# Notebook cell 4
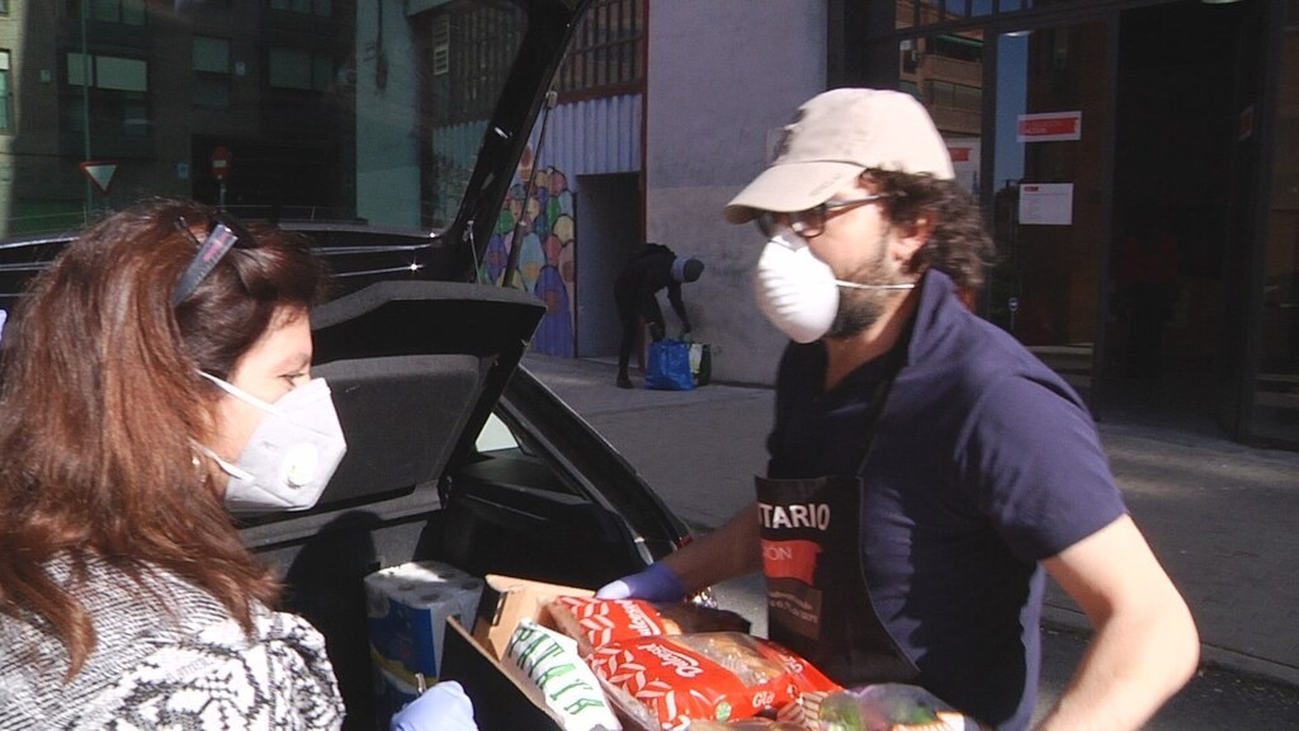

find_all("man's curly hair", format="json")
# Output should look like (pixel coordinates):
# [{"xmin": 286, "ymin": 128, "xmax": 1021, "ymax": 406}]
[{"xmin": 866, "ymin": 169, "xmax": 996, "ymax": 292}]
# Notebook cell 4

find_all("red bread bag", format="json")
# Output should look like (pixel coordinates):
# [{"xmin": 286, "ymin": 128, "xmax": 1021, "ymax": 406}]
[
  {"xmin": 548, "ymin": 596, "xmax": 680, "ymax": 656},
  {"xmin": 588, "ymin": 632, "xmax": 835, "ymax": 729}
]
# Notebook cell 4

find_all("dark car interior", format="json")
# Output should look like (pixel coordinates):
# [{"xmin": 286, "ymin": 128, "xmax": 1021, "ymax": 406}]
[
  {"xmin": 0, "ymin": 2, "xmax": 684, "ymax": 726},
  {"xmin": 233, "ymin": 279, "xmax": 683, "ymax": 728}
]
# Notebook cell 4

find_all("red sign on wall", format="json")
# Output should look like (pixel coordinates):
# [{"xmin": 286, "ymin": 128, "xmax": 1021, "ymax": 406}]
[
  {"xmin": 1017, "ymin": 111, "xmax": 1082, "ymax": 142},
  {"xmin": 211, "ymin": 146, "xmax": 233, "ymax": 181}
]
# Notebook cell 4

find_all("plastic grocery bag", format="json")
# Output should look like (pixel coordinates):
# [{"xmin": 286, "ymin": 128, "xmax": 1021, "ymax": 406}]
[
  {"xmin": 645, "ymin": 339, "xmax": 695, "ymax": 391},
  {"xmin": 817, "ymin": 683, "xmax": 985, "ymax": 730},
  {"xmin": 688, "ymin": 341, "xmax": 712, "ymax": 386}
]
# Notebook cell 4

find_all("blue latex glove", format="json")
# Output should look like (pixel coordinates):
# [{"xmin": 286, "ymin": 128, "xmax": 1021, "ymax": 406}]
[
  {"xmin": 390, "ymin": 680, "xmax": 478, "ymax": 731},
  {"xmin": 594, "ymin": 562, "xmax": 687, "ymax": 602}
]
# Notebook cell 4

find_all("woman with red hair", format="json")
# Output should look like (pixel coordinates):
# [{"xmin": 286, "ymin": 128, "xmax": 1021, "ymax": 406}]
[{"xmin": 0, "ymin": 198, "xmax": 347, "ymax": 728}]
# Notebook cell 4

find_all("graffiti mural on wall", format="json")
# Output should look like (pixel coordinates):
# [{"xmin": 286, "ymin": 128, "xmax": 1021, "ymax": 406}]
[{"xmin": 481, "ymin": 150, "xmax": 577, "ymax": 356}]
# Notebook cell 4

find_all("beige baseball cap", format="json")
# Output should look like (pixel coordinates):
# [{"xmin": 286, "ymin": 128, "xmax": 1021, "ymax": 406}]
[{"xmin": 724, "ymin": 88, "xmax": 955, "ymax": 224}]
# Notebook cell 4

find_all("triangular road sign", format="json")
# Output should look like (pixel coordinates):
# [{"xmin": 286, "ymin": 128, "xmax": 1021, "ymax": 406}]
[{"xmin": 80, "ymin": 161, "xmax": 119, "ymax": 195}]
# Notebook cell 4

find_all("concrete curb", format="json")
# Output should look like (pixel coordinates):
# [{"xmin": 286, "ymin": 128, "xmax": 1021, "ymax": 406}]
[{"xmin": 1041, "ymin": 605, "xmax": 1299, "ymax": 690}]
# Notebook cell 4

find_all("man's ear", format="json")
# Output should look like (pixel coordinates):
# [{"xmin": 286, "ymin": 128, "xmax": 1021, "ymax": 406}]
[{"xmin": 892, "ymin": 215, "xmax": 934, "ymax": 271}]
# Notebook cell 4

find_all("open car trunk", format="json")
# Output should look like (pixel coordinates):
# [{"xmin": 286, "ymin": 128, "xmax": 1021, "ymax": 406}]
[
  {"xmin": 237, "ymin": 280, "xmax": 689, "ymax": 729},
  {"xmin": 0, "ymin": 1, "xmax": 691, "ymax": 726}
]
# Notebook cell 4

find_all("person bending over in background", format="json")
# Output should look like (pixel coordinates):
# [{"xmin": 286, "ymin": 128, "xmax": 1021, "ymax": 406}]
[{"xmin": 614, "ymin": 242, "xmax": 703, "ymax": 389}]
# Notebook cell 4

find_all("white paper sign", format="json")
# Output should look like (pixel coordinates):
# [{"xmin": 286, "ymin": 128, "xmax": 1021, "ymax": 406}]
[{"xmin": 1019, "ymin": 183, "xmax": 1074, "ymax": 226}]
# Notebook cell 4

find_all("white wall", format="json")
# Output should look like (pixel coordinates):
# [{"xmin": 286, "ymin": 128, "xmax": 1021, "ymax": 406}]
[{"xmin": 645, "ymin": 0, "xmax": 826, "ymax": 385}]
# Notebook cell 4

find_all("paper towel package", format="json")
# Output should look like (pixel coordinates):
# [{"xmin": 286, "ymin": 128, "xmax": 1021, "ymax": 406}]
[{"xmin": 365, "ymin": 560, "xmax": 485, "ymax": 719}]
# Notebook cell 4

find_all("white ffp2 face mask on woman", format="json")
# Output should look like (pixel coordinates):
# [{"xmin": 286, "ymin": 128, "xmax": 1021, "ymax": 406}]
[
  {"xmin": 753, "ymin": 227, "xmax": 915, "ymax": 344},
  {"xmin": 199, "ymin": 371, "xmax": 347, "ymax": 514}
]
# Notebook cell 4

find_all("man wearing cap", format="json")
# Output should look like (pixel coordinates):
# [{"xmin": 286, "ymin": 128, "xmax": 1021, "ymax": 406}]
[
  {"xmin": 598, "ymin": 89, "xmax": 1197, "ymax": 729},
  {"xmin": 613, "ymin": 242, "xmax": 704, "ymax": 389}
]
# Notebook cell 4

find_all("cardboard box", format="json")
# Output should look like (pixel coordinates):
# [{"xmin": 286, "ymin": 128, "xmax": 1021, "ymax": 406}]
[
  {"xmin": 443, "ymin": 618, "xmax": 572, "ymax": 730},
  {"xmin": 469, "ymin": 574, "xmax": 592, "ymax": 658},
  {"xmin": 439, "ymin": 575, "xmax": 842, "ymax": 731},
  {"xmin": 441, "ymin": 574, "xmax": 658, "ymax": 731}
]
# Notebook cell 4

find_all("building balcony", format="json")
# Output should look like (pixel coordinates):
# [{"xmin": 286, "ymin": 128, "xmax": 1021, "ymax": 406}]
[
  {"xmin": 929, "ymin": 105, "xmax": 981, "ymax": 137},
  {"xmin": 921, "ymin": 54, "xmax": 982, "ymax": 89}
]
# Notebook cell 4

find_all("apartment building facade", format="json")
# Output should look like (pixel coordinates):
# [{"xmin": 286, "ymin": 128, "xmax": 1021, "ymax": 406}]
[{"xmin": 0, "ymin": 0, "xmax": 1292, "ymax": 448}]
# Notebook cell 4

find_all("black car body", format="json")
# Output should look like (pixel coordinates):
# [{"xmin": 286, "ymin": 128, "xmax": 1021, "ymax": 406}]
[{"xmin": 0, "ymin": 1, "xmax": 690, "ymax": 728}]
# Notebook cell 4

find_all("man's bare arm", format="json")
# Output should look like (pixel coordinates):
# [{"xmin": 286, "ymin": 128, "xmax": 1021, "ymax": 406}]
[
  {"xmin": 1036, "ymin": 514, "xmax": 1199, "ymax": 730},
  {"xmin": 661, "ymin": 502, "xmax": 763, "ymax": 592}
]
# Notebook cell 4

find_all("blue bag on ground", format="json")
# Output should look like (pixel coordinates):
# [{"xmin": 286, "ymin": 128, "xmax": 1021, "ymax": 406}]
[{"xmin": 645, "ymin": 339, "xmax": 695, "ymax": 391}]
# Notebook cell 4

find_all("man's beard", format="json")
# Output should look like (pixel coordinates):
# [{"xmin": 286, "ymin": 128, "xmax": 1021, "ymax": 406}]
[{"xmin": 825, "ymin": 232, "xmax": 906, "ymax": 340}]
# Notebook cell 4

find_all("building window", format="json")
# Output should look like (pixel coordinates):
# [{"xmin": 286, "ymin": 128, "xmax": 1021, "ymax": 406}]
[
  {"xmin": 78, "ymin": 0, "xmax": 147, "ymax": 26},
  {"xmin": 268, "ymin": 48, "xmax": 334, "ymax": 91},
  {"xmin": 899, "ymin": 0, "xmax": 1006, "ymax": 30},
  {"xmin": 269, "ymin": 0, "xmax": 332, "ymax": 18},
  {"xmin": 555, "ymin": 0, "xmax": 643, "ymax": 96},
  {"xmin": 68, "ymin": 53, "xmax": 147, "ymax": 92},
  {"xmin": 932, "ymin": 33, "xmax": 984, "ymax": 63},
  {"xmin": 0, "ymin": 51, "xmax": 11, "ymax": 134},
  {"xmin": 423, "ymin": 3, "xmax": 526, "ymax": 126},
  {"xmin": 192, "ymin": 36, "xmax": 231, "ymax": 109},
  {"xmin": 431, "ymin": 16, "xmax": 450, "ymax": 77},
  {"xmin": 0, "ymin": 1, "xmax": 10, "ymax": 16},
  {"xmin": 65, "ymin": 52, "xmax": 148, "ymax": 137}
]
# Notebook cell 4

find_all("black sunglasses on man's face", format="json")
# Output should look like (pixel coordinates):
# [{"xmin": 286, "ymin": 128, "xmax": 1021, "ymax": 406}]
[{"xmin": 755, "ymin": 194, "xmax": 891, "ymax": 239}]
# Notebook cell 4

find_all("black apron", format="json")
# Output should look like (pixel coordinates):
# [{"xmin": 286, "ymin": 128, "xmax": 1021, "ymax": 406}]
[{"xmin": 757, "ymin": 337, "xmax": 920, "ymax": 686}]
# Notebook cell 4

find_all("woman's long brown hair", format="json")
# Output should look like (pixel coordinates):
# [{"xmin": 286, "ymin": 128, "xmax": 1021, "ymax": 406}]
[{"xmin": 0, "ymin": 198, "xmax": 329, "ymax": 679}]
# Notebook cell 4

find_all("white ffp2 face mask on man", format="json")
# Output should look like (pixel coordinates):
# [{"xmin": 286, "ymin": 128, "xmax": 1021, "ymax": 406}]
[
  {"xmin": 199, "ymin": 371, "xmax": 347, "ymax": 514},
  {"xmin": 754, "ymin": 227, "xmax": 915, "ymax": 343}
]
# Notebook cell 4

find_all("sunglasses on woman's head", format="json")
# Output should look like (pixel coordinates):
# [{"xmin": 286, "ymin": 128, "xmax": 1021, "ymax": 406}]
[{"xmin": 171, "ymin": 213, "xmax": 257, "ymax": 307}]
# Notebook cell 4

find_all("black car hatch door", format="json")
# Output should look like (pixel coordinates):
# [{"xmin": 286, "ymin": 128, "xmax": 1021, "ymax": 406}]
[{"xmin": 306, "ymin": 280, "xmax": 544, "ymax": 511}]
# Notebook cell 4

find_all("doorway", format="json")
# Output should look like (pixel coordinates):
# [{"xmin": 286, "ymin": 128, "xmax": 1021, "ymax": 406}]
[
  {"xmin": 1102, "ymin": 1, "xmax": 1252, "ymax": 432},
  {"xmin": 574, "ymin": 173, "xmax": 640, "ymax": 358},
  {"xmin": 984, "ymin": 2, "xmax": 1255, "ymax": 434},
  {"xmin": 988, "ymin": 21, "xmax": 1110, "ymax": 404}
]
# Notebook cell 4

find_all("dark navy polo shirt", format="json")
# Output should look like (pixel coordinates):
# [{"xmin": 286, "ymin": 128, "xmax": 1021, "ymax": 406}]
[{"xmin": 767, "ymin": 269, "xmax": 1126, "ymax": 731}]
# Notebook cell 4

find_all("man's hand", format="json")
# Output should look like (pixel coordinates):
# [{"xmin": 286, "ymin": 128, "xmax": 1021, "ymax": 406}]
[
  {"xmin": 602, "ymin": 504, "xmax": 765, "ymax": 604},
  {"xmin": 595, "ymin": 562, "xmax": 687, "ymax": 602}
]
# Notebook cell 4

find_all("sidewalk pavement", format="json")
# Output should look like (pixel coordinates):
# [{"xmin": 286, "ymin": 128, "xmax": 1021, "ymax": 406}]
[{"xmin": 521, "ymin": 352, "xmax": 1299, "ymax": 689}]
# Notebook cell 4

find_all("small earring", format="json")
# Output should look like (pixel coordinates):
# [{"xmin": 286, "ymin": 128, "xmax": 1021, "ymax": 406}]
[{"xmin": 191, "ymin": 451, "xmax": 207, "ymax": 483}]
